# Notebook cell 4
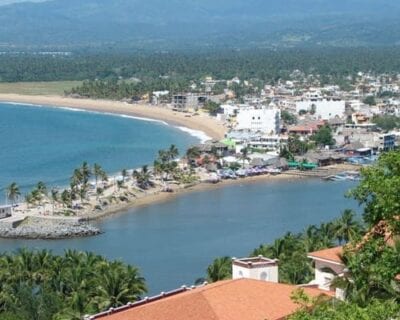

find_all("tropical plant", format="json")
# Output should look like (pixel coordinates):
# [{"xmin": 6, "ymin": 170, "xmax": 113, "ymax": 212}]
[{"xmin": 6, "ymin": 182, "xmax": 20, "ymax": 207}]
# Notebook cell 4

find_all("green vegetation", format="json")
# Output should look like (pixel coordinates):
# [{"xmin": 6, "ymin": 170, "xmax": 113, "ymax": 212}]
[
  {"xmin": 311, "ymin": 125, "xmax": 335, "ymax": 147},
  {"xmin": 281, "ymin": 110, "xmax": 298, "ymax": 125},
  {"xmin": 372, "ymin": 115, "xmax": 400, "ymax": 131},
  {"xmin": 363, "ymin": 95, "xmax": 377, "ymax": 106},
  {"xmin": 202, "ymin": 209, "xmax": 363, "ymax": 285},
  {"xmin": 0, "ymin": 249, "xmax": 146, "ymax": 319},
  {"xmin": 0, "ymin": 81, "xmax": 82, "ymax": 95}
]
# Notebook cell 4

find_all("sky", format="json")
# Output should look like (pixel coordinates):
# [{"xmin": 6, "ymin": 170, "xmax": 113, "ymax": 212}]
[{"xmin": 0, "ymin": 0, "xmax": 47, "ymax": 5}]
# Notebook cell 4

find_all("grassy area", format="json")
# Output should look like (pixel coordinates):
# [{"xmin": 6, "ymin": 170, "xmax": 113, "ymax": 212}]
[{"xmin": 0, "ymin": 81, "xmax": 82, "ymax": 95}]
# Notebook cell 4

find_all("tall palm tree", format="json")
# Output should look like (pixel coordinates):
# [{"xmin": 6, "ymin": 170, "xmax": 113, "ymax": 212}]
[
  {"xmin": 121, "ymin": 169, "xmax": 128, "ymax": 183},
  {"xmin": 240, "ymin": 147, "xmax": 249, "ymax": 168},
  {"xmin": 334, "ymin": 209, "xmax": 362, "ymax": 244},
  {"xmin": 93, "ymin": 163, "xmax": 104, "ymax": 187},
  {"xmin": 6, "ymin": 182, "xmax": 20, "ymax": 207},
  {"xmin": 168, "ymin": 144, "xmax": 179, "ymax": 160},
  {"xmin": 50, "ymin": 188, "xmax": 59, "ymax": 214},
  {"xmin": 36, "ymin": 181, "xmax": 47, "ymax": 197},
  {"xmin": 133, "ymin": 165, "xmax": 153, "ymax": 190}
]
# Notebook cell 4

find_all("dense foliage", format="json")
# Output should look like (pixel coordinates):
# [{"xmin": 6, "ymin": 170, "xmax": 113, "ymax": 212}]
[
  {"xmin": 0, "ymin": 249, "xmax": 146, "ymax": 320},
  {"xmin": 372, "ymin": 115, "xmax": 400, "ymax": 131},
  {"xmin": 202, "ymin": 210, "xmax": 363, "ymax": 284},
  {"xmin": 1, "ymin": 48, "xmax": 400, "ymax": 84}
]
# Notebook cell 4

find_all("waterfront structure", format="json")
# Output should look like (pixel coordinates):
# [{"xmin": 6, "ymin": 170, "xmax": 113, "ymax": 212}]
[
  {"xmin": 236, "ymin": 106, "xmax": 280, "ymax": 134},
  {"xmin": 172, "ymin": 93, "xmax": 208, "ymax": 110},
  {"xmin": 0, "ymin": 205, "xmax": 12, "ymax": 219},
  {"xmin": 86, "ymin": 278, "xmax": 331, "ymax": 320}
]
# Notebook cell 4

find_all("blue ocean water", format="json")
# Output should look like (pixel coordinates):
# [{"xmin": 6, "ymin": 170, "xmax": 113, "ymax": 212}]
[{"xmin": 0, "ymin": 102, "xmax": 199, "ymax": 198}]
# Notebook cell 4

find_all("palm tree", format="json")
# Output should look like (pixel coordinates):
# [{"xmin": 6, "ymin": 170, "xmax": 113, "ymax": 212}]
[
  {"xmin": 168, "ymin": 144, "xmax": 179, "ymax": 161},
  {"xmin": 334, "ymin": 209, "xmax": 362, "ymax": 245},
  {"xmin": 133, "ymin": 165, "xmax": 153, "ymax": 190},
  {"xmin": 206, "ymin": 256, "xmax": 232, "ymax": 283},
  {"xmin": 121, "ymin": 169, "xmax": 128, "ymax": 183},
  {"xmin": 61, "ymin": 190, "xmax": 72, "ymax": 208},
  {"xmin": 6, "ymin": 182, "xmax": 20, "ymax": 207},
  {"xmin": 93, "ymin": 163, "xmax": 104, "ymax": 187},
  {"xmin": 50, "ymin": 188, "xmax": 59, "ymax": 214},
  {"xmin": 36, "ymin": 181, "xmax": 47, "ymax": 197},
  {"xmin": 239, "ymin": 147, "xmax": 249, "ymax": 168},
  {"xmin": 79, "ymin": 161, "xmax": 91, "ymax": 185}
]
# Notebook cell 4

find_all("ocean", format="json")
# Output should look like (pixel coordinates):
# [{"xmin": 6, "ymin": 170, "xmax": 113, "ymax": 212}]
[{"xmin": 0, "ymin": 102, "xmax": 201, "ymax": 199}]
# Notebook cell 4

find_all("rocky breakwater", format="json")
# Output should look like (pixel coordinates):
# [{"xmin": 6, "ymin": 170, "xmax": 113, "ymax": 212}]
[{"xmin": 0, "ymin": 216, "xmax": 101, "ymax": 239}]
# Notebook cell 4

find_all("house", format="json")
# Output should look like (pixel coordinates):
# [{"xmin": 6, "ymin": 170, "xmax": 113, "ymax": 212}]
[
  {"xmin": 308, "ymin": 246, "xmax": 346, "ymax": 297},
  {"xmin": 172, "ymin": 93, "xmax": 208, "ymax": 111},
  {"xmin": 0, "ymin": 205, "xmax": 12, "ymax": 219},
  {"xmin": 86, "ymin": 279, "xmax": 331, "ymax": 320},
  {"xmin": 87, "ymin": 255, "xmax": 333, "ymax": 320}
]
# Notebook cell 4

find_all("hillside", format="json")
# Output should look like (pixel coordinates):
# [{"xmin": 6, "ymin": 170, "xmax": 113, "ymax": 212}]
[{"xmin": 0, "ymin": 0, "xmax": 399, "ymax": 49}]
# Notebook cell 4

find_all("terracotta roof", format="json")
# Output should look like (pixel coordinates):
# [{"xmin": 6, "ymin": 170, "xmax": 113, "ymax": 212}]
[
  {"xmin": 395, "ymin": 274, "xmax": 400, "ymax": 282},
  {"xmin": 89, "ymin": 279, "xmax": 331, "ymax": 320},
  {"xmin": 308, "ymin": 246, "xmax": 344, "ymax": 265}
]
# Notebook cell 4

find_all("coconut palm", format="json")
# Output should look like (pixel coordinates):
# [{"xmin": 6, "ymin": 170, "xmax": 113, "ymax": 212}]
[
  {"xmin": 36, "ymin": 181, "xmax": 47, "ymax": 197},
  {"xmin": 168, "ymin": 144, "xmax": 179, "ymax": 160},
  {"xmin": 133, "ymin": 165, "xmax": 153, "ymax": 190},
  {"xmin": 121, "ymin": 169, "xmax": 128, "ymax": 183},
  {"xmin": 93, "ymin": 163, "xmax": 104, "ymax": 187},
  {"xmin": 239, "ymin": 147, "xmax": 249, "ymax": 168},
  {"xmin": 61, "ymin": 190, "xmax": 72, "ymax": 208},
  {"xmin": 51, "ymin": 188, "xmax": 59, "ymax": 214},
  {"xmin": 333, "ymin": 209, "xmax": 362, "ymax": 244},
  {"xmin": 6, "ymin": 182, "xmax": 20, "ymax": 207},
  {"xmin": 206, "ymin": 256, "xmax": 232, "ymax": 283}
]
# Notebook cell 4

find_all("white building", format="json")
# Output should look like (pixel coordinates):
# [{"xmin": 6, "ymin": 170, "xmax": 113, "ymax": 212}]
[
  {"xmin": 296, "ymin": 99, "xmax": 345, "ymax": 120},
  {"xmin": 0, "ymin": 205, "xmax": 12, "ymax": 219},
  {"xmin": 236, "ymin": 106, "xmax": 280, "ymax": 134},
  {"xmin": 308, "ymin": 246, "xmax": 346, "ymax": 300},
  {"xmin": 232, "ymin": 256, "xmax": 279, "ymax": 283}
]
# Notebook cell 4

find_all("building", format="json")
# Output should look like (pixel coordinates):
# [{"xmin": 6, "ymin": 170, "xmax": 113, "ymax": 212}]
[
  {"xmin": 379, "ymin": 133, "xmax": 396, "ymax": 151},
  {"xmin": 86, "ymin": 278, "xmax": 331, "ymax": 320},
  {"xmin": 232, "ymin": 256, "xmax": 279, "ymax": 282},
  {"xmin": 308, "ymin": 247, "xmax": 345, "ymax": 294},
  {"xmin": 236, "ymin": 106, "xmax": 280, "ymax": 134},
  {"xmin": 0, "ymin": 205, "xmax": 12, "ymax": 219},
  {"xmin": 172, "ymin": 93, "xmax": 208, "ymax": 111},
  {"xmin": 296, "ymin": 99, "xmax": 346, "ymax": 120}
]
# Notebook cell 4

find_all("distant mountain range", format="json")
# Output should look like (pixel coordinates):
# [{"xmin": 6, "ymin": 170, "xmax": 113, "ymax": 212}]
[{"xmin": 0, "ymin": 0, "xmax": 399, "ymax": 50}]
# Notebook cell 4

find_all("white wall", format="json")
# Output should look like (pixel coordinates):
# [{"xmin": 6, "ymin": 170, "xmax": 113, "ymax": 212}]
[
  {"xmin": 314, "ymin": 260, "xmax": 345, "ymax": 291},
  {"xmin": 296, "ymin": 100, "xmax": 345, "ymax": 120},
  {"xmin": 232, "ymin": 263, "xmax": 279, "ymax": 283},
  {"xmin": 236, "ymin": 107, "xmax": 280, "ymax": 134}
]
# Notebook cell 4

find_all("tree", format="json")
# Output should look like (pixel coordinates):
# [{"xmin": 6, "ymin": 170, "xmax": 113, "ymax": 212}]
[
  {"xmin": 239, "ymin": 147, "xmax": 249, "ymax": 168},
  {"xmin": 311, "ymin": 125, "xmax": 335, "ymax": 147},
  {"xmin": 203, "ymin": 101, "xmax": 221, "ymax": 115},
  {"xmin": 349, "ymin": 151, "xmax": 400, "ymax": 227},
  {"xmin": 205, "ymin": 257, "xmax": 232, "ymax": 282},
  {"xmin": 281, "ymin": 110, "xmax": 298, "ymax": 125},
  {"xmin": 133, "ymin": 165, "xmax": 153, "ymax": 190},
  {"xmin": 363, "ymin": 96, "xmax": 376, "ymax": 106},
  {"xmin": 50, "ymin": 188, "xmax": 59, "ymax": 214},
  {"xmin": 333, "ymin": 209, "xmax": 362, "ymax": 244},
  {"xmin": 6, "ymin": 182, "xmax": 20, "ymax": 207},
  {"xmin": 93, "ymin": 163, "xmax": 106, "ymax": 187}
]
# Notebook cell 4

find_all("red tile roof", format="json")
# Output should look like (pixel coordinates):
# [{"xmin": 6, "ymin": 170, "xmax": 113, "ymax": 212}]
[
  {"xmin": 308, "ymin": 246, "xmax": 344, "ymax": 265},
  {"xmin": 89, "ymin": 279, "xmax": 331, "ymax": 320}
]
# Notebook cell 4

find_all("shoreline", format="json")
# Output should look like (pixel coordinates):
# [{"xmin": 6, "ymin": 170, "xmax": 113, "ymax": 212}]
[{"xmin": 0, "ymin": 94, "xmax": 226, "ymax": 140}]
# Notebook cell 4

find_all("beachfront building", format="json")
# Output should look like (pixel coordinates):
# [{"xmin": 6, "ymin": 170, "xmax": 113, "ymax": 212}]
[
  {"xmin": 172, "ymin": 93, "xmax": 208, "ymax": 111},
  {"xmin": 0, "ymin": 205, "xmax": 12, "ymax": 219},
  {"xmin": 296, "ymin": 98, "xmax": 345, "ymax": 120},
  {"xmin": 236, "ymin": 106, "xmax": 280, "ymax": 134}
]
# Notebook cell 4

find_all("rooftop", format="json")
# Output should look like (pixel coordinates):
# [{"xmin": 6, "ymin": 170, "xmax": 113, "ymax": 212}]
[
  {"xmin": 308, "ymin": 246, "xmax": 344, "ymax": 265},
  {"xmin": 232, "ymin": 256, "xmax": 278, "ymax": 269},
  {"xmin": 87, "ymin": 278, "xmax": 331, "ymax": 320}
]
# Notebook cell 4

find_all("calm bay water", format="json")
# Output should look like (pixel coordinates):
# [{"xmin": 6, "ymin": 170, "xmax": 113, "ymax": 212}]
[{"xmin": 0, "ymin": 102, "xmax": 199, "ymax": 198}]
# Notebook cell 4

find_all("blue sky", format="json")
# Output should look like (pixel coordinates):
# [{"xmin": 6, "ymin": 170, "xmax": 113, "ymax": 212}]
[{"xmin": 0, "ymin": 0, "xmax": 47, "ymax": 5}]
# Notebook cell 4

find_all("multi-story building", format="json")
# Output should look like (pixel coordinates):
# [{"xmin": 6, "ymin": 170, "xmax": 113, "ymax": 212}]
[{"xmin": 236, "ymin": 106, "xmax": 280, "ymax": 134}]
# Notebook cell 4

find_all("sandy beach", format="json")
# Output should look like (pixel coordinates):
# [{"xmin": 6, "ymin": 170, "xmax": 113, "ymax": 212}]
[{"xmin": 0, "ymin": 94, "xmax": 226, "ymax": 140}]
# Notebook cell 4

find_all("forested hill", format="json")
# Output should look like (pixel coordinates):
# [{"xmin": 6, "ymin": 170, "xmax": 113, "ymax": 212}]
[{"xmin": 0, "ymin": 0, "xmax": 400, "ymax": 50}]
